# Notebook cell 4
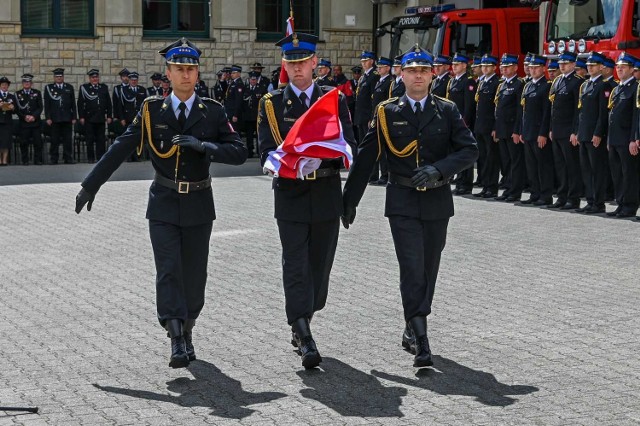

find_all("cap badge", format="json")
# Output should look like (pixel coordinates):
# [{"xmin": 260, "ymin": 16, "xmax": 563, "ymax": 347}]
[{"xmin": 292, "ymin": 34, "xmax": 299, "ymax": 47}]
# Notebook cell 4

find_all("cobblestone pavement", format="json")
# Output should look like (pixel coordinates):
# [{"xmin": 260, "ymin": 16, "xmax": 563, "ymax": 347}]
[{"xmin": 1, "ymin": 172, "xmax": 639, "ymax": 425}]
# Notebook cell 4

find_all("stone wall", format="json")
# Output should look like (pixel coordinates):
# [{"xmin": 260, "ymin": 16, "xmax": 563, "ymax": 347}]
[{"xmin": 0, "ymin": 24, "xmax": 372, "ymax": 92}]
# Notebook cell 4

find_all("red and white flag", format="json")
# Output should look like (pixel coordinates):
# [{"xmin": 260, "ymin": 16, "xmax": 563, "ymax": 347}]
[
  {"xmin": 264, "ymin": 88, "xmax": 353, "ymax": 179},
  {"xmin": 278, "ymin": 15, "xmax": 294, "ymax": 87}
]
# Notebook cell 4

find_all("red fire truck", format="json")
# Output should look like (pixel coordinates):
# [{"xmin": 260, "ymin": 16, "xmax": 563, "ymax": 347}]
[
  {"xmin": 376, "ymin": 2, "xmax": 539, "ymax": 74},
  {"xmin": 539, "ymin": 0, "xmax": 640, "ymax": 60}
]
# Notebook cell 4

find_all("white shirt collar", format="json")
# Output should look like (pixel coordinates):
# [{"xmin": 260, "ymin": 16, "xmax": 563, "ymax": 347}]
[
  {"xmin": 171, "ymin": 92, "xmax": 196, "ymax": 118},
  {"xmin": 589, "ymin": 74, "xmax": 602, "ymax": 82},
  {"xmin": 406, "ymin": 94, "xmax": 429, "ymax": 111},
  {"xmin": 289, "ymin": 84, "xmax": 314, "ymax": 103},
  {"xmin": 504, "ymin": 75, "xmax": 517, "ymax": 83},
  {"xmin": 621, "ymin": 76, "xmax": 635, "ymax": 85}
]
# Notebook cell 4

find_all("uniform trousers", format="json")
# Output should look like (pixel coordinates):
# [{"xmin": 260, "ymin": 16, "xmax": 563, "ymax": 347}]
[
  {"xmin": 552, "ymin": 136, "xmax": 583, "ymax": 202},
  {"xmin": 608, "ymin": 145, "xmax": 639, "ymax": 212},
  {"xmin": 477, "ymin": 132, "xmax": 500, "ymax": 193},
  {"xmin": 277, "ymin": 218, "xmax": 340, "ymax": 324},
  {"xmin": 369, "ymin": 150, "xmax": 389, "ymax": 182},
  {"xmin": 498, "ymin": 137, "xmax": 512, "ymax": 189},
  {"xmin": 505, "ymin": 138, "xmax": 525, "ymax": 197},
  {"xmin": 49, "ymin": 122, "xmax": 73, "ymax": 162},
  {"xmin": 20, "ymin": 125, "xmax": 43, "ymax": 164},
  {"xmin": 84, "ymin": 122, "xmax": 106, "ymax": 162},
  {"xmin": 579, "ymin": 141, "xmax": 608, "ymax": 206},
  {"xmin": 243, "ymin": 120, "xmax": 257, "ymax": 157},
  {"xmin": 388, "ymin": 216, "xmax": 449, "ymax": 322},
  {"xmin": 148, "ymin": 220, "xmax": 213, "ymax": 326},
  {"xmin": 523, "ymin": 138, "xmax": 554, "ymax": 200},
  {"xmin": 475, "ymin": 132, "xmax": 486, "ymax": 184}
]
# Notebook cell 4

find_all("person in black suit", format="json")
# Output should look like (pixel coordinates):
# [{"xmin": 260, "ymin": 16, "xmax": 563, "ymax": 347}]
[
  {"xmin": 369, "ymin": 56, "xmax": 393, "ymax": 185},
  {"xmin": 342, "ymin": 46, "xmax": 478, "ymax": 368},
  {"xmin": 242, "ymin": 71, "xmax": 266, "ymax": 158},
  {"xmin": 514, "ymin": 54, "xmax": 553, "ymax": 206},
  {"xmin": 44, "ymin": 68, "xmax": 77, "ymax": 164},
  {"xmin": 473, "ymin": 54, "xmax": 501, "ymax": 198},
  {"xmin": 225, "ymin": 65, "xmax": 245, "ymax": 128},
  {"xmin": 430, "ymin": 55, "xmax": 451, "ymax": 98},
  {"xmin": 195, "ymin": 72, "xmax": 209, "ymax": 98},
  {"xmin": 75, "ymin": 38, "xmax": 247, "ymax": 369},
  {"xmin": 0, "ymin": 76, "xmax": 16, "ymax": 166},
  {"xmin": 548, "ymin": 52, "xmax": 584, "ymax": 209},
  {"xmin": 14, "ymin": 74, "xmax": 44, "ymax": 165},
  {"xmin": 257, "ymin": 33, "xmax": 356, "ymax": 370},
  {"xmin": 390, "ymin": 57, "xmax": 405, "ymax": 98},
  {"xmin": 574, "ymin": 51, "xmax": 612, "ymax": 214},
  {"xmin": 493, "ymin": 54, "xmax": 525, "ymax": 201},
  {"xmin": 606, "ymin": 52, "xmax": 639, "ymax": 218},
  {"xmin": 446, "ymin": 53, "xmax": 477, "ymax": 194},
  {"xmin": 77, "ymin": 69, "xmax": 113, "ymax": 162},
  {"xmin": 354, "ymin": 51, "xmax": 379, "ymax": 147}
]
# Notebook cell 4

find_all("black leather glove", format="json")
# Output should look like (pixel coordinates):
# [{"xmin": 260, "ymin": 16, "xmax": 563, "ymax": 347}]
[
  {"xmin": 341, "ymin": 205, "xmax": 357, "ymax": 229},
  {"xmin": 411, "ymin": 165, "xmax": 442, "ymax": 188},
  {"xmin": 172, "ymin": 135, "xmax": 205, "ymax": 153},
  {"xmin": 75, "ymin": 188, "xmax": 95, "ymax": 214}
]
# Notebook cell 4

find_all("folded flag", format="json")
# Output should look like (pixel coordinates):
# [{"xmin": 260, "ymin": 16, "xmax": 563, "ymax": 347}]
[{"xmin": 264, "ymin": 88, "xmax": 352, "ymax": 179}]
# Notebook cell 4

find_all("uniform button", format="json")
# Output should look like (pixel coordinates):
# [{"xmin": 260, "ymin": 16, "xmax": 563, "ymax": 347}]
[
  {"xmin": 182, "ymin": 175, "xmax": 187, "ymax": 179},
  {"xmin": 418, "ymin": 133, "xmax": 422, "ymax": 137},
  {"xmin": 181, "ymin": 162, "xmax": 186, "ymax": 166}
]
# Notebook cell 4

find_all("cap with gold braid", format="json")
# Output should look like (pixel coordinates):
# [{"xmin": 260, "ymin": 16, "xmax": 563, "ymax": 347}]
[
  {"xmin": 275, "ymin": 32, "xmax": 318, "ymax": 62},
  {"xmin": 158, "ymin": 38, "xmax": 202, "ymax": 66}
]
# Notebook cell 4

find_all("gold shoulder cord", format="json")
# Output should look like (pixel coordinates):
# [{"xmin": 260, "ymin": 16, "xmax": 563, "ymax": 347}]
[
  {"xmin": 520, "ymin": 82, "xmax": 529, "ymax": 111},
  {"xmin": 445, "ymin": 78, "xmax": 452, "ymax": 99},
  {"xmin": 263, "ymin": 97, "xmax": 284, "ymax": 146},
  {"xmin": 608, "ymin": 85, "xmax": 617, "ymax": 110},
  {"xmin": 577, "ymin": 81, "xmax": 585, "ymax": 109},
  {"xmin": 549, "ymin": 75, "xmax": 560, "ymax": 104},
  {"xmin": 377, "ymin": 100, "xmax": 419, "ymax": 166},
  {"xmin": 494, "ymin": 81, "xmax": 504, "ymax": 106},
  {"xmin": 137, "ymin": 101, "xmax": 181, "ymax": 180},
  {"xmin": 636, "ymin": 83, "xmax": 640, "ymax": 108}
]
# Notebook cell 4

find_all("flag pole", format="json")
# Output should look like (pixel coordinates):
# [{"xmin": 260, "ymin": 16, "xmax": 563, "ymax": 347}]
[{"xmin": 278, "ymin": 1, "xmax": 295, "ymax": 87}]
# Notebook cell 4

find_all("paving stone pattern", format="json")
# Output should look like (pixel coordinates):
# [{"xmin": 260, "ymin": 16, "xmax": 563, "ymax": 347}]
[{"xmin": 0, "ymin": 175, "xmax": 639, "ymax": 425}]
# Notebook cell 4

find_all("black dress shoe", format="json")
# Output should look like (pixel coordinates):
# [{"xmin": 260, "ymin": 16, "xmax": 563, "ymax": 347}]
[
  {"xmin": 409, "ymin": 316, "xmax": 433, "ymax": 367},
  {"xmin": 401, "ymin": 323, "xmax": 415, "ymax": 354},
  {"xmin": 50, "ymin": 160, "xmax": 58, "ymax": 165},
  {"xmin": 165, "ymin": 319, "xmax": 189, "ymax": 369},
  {"xmin": 547, "ymin": 200, "xmax": 566, "ymax": 209},
  {"xmin": 520, "ymin": 197, "xmax": 538, "ymax": 205},
  {"xmin": 607, "ymin": 206, "xmax": 622, "ymax": 217},
  {"xmin": 455, "ymin": 188, "xmax": 472, "ymax": 195},
  {"xmin": 584, "ymin": 205, "xmax": 605, "ymax": 214},
  {"xmin": 617, "ymin": 210, "xmax": 637, "ymax": 218},
  {"xmin": 473, "ymin": 190, "xmax": 486, "ymax": 197},
  {"xmin": 575, "ymin": 204, "xmax": 592, "ymax": 213},
  {"xmin": 494, "ymin": 194, "xmax": 509, "ymax": 201},
  {"xmin": 506, "ymin": 195, "xmax": 521, "ymax": 202},
  {"xmin": 183, "ymin": 319, "xmax": 196, "ymax": 361},
  {"xmin": 533, "ymin": 198, "xmax": 553, "ymax": 206},
  {"xmin": 481, "ymin": 191, "xmax": 497, "ymax": 199},
  {"xmin": 561, "ymin": 201, "xmax": 580, "ymax": 210},
  {"xmin": 291, "ymin": 317, "xmax": 322, "ymax": 369},
  {"xmin": 64, "ymin": 159, "xmax": 76, "ymax": 164},
  {"xmin": 376, "ymin": 178, "xmax": 388, "ymax": 186}
]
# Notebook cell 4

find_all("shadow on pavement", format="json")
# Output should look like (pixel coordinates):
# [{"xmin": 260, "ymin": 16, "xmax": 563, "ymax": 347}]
[
  {"xmin": 93, "ymin": 359, "xmax": 286, "ymax": 419},
  {"xmin": 372, "ymin": 355, "xmax": 539, "ymax": 407},
  {"xmin": 296, "ymin": 357, "xmax": 407, "ymax": 417}
]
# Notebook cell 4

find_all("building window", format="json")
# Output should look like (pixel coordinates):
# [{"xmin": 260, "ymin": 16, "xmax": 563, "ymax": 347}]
[
  {"xmin": 143, "ymin": 0, "xmax": 210, "ymax": 38},
  {"xmin": 21, "ymin": 0, "xmax": 94, "ymax": 36},
  {"xmin": 256, "ymin": 0, "xmax": 319, "ymax": 41}
]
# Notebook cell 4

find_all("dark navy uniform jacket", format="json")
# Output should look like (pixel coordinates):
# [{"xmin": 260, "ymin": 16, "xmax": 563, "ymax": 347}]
[
  {"xmin": 15, "ymin": 88, "xmax": 43, "ymax": 128},
  {"xmin": 0, "ymin": 91, "xmax": 17, "ymax": 124},
  {"xmin": 474, "ymin": 73, "xmax": 500, "ymax": 135},
  {"xmin": 493, "ymin": 76, "xmax": 524, "ymax": 139},
  {"xmin": 120, "ymin": 85, "xmax": 147, "ymax": 123},
  {"xmin": 81, "ymin": 95, "xmax": 247, "ymax": 227},
  {"xmin": 446, "ymin": 74, "xmax": 476, "ymax": 130},
  {"xmin": 77, "ymin": 83, "xmax": 112, "ymax": 123},
  {"xmin": 608, "ymin": 77, "xmax": 637, "ymax": 147},
  {"xmin": 258, "ymin": 84, "xmax": 357, "ymax": 223},
  {"xmin": 575, "ymin": 75, "xmax": 612, "ymax": 142},
  {"xmin": 371, "ymin": 75, "xmax": 392, "ymax": 111},
  {"xmin": 343, "ymin": 94, "xmax": 478, "ymax": 221},
  {"xmin": 515, "ymin": 77, "xmax": 551, "ymax": 142},
  {"xmin": 390, "ymin": 77, "xmax": 405, "ymax": 98},
  {"xmin": 224, "ymin": 78, "xmax": 245, "ymax": 121},
  {"xmin": 44, "ymin": 83, "xmax": 76, "ymax": 122},
  {"xmin": 430, "ymin": 73, "xmax": 450, "ymax": 99},
  {"xmin": 315, "ymin": 75, "xmax": 336, "ymax": 87},
  {"xmin": 549, "ymin": 71, "xmax": 582, "ymax": 139},
  {"xmin": 354, "ymin": 69, "xmax": 379, "ymax": 125},
  {"xmin": 147, "ymin": 85, "xmax": 164, "ymax": 97}
]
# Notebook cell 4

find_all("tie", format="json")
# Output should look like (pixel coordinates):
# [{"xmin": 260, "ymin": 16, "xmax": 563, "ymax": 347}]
[
  {"xmin": 58, "ymin": 84, "xmax": 63, "ymax": 89},
  {"xmin": 299, "ymin": 92, "xmax": 309, "ymax": 109},
  {"xmin": 178, "ymin": 102, "xmax": 187, "ymax": 129},
  {"xmin": 414, "ymin": 102, "xmax": 423, "ymax": 117}
]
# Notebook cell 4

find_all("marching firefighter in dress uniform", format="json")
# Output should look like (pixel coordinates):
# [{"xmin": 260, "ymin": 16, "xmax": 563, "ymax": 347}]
[
  {"xmin": 257, "ymin": 32, "xmax": 356, "ymax": 369},
  {"xmin": 75, "ymin": 38, "xmax": 247, "ymax": 369},
  {"xmin": 342, "ymin": 46, "xmax": 478, "ymax": 368}
]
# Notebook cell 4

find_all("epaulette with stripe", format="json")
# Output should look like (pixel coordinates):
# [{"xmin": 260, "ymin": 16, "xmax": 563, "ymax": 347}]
[
  {"xmin": 144, "ymin": 95, "xmax": 163, "ymax": 102},
  {"xmin": 199, "ymin": 97, "xmax": 223, "ymax": 107},
  {"xmin": 433, "ymin": 95, "xmax": 454, "ymax": 105}
]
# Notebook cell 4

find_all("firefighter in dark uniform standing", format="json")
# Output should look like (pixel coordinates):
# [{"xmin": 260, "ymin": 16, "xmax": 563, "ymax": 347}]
[
  {"xmin": 242, "ymin": 71, "xmax": 266, "ymax": 158},
  {"xmin": 390, "ymin": 56, "xmax": 405, "ymax": 98},
  {"xmin": 75, "ymin": 38, "xmax": 247, "ymax": 369},
  {"xmin": 257, "ymin": 33, "xmax": 356, "ymax": 369},
  {"xmin": 0, "ymin": 76, "xmax": 15, "ymax": 166},
  {"xmin": 606, "ymin": 52, "xmax": 639, "ymax": 217},
  {"xmin": 195, "ymin": 72, "xmax": 209, "ymax": 98},
  {"xmin": 349, "ymin": 65, "xmax": 362, "ymax": 138},
  {"xmin": 548, "ymin": 52, "xmax": 583, "ymax": 209},
  {"xmin": 111, "ymin": 68, "xmax": 130, "ymax": 137},
  {"xmin": 225, "ymin": 65, "xmax": 244, "ymax": 128},
  {"xmin": 314, "ymin": 58, "xmax": 337, "ymax": 87},
  {"xmin": 342, "ymin": 46, "xmax": 478, "ymax": 368},
  {"xmin": 15, "ymin": 74, "xmax": 44, "ymax": 165},
  {"xmin": 473, "ymin": 54, "xmax": 501, "ymax": 198},
  {"xmin": 515, "ymin": 54, "xmax": 553, "ymax": 205},
  {"xmin": 44, "ymin": 68, "xmax": 77, "ymax": 164},
  {"xmin": 369, "ymin": 56, "xmax": 393, "ymax": 185},
  {"xmin": 119, "ymin": 72, "xmax": 147, "ymax": 161},
  {"xmin": 147, "ymin": 72, "xmax": 163, "ymax": 96},
  {"xmin": 430, "ymin": 55, "xmax": 451, "ymax": 98},
  {"xmin": 77, "ymin": 69, "xmax": 113, "ymax": 163},
  {"xmin": 354, "ymin": 51, "xmax": 379, "ymax": 146},
  {"xmin": 493, "ymin": 54, "xmax": 525, "ymax": 202},
  {"xmin": 575, "ymin": 51, "xmax": 612, "ymax": 213},
  {"xmin": 446, "ymin": 53, "xmax": 477, "ymax": 194}
]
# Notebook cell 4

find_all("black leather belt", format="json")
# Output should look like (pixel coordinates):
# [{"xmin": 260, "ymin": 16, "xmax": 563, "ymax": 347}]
[
  {"xmin": 302, "ymin": 167, "xmax": 340, "ymax": 180},
  {"xmin": 154, "ymin": 174, "xmax": 211, "ymax": 194},
  {"xmin": 388, "ymin": 172, "xmax": 449, "ymax": 192}
]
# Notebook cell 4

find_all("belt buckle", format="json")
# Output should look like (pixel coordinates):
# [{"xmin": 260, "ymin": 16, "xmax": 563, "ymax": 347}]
[
  {"xmin": 416, "ymin": 186, "xmax": 427, "ymax": 192},
  {"xmin": 178, "ymin": 181, "xmax": 189, "ymax": 193},
  {"xmin": 306, "ymin": 170, "xmax": 317, "ymax": 181}
]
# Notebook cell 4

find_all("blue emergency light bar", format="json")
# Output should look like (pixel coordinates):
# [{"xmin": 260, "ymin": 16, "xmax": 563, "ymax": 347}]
[{"xmin": 405, "ymin": 4, "xmax": 455, "ymax": 15}]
